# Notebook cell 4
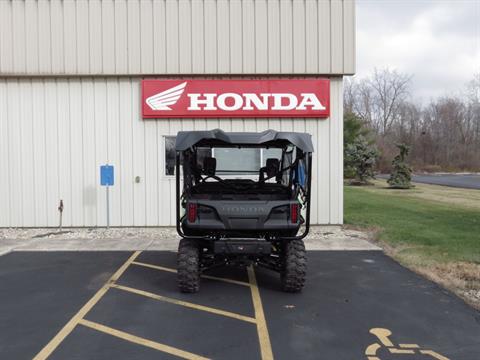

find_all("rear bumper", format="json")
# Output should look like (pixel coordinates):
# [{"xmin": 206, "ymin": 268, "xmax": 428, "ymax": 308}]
[{"xmin": 213, "ymin": 240, "xmax": 272, "ymax": 255}]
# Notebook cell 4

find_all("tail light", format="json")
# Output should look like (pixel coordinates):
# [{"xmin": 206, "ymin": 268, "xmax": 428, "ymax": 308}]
[
  {"xmin": 290, "ymin": 203, "xmax": 299, "ymax": 223},
  {"xmin": 187, "ymin": 203, "xmax": 197, "ymax": 223}
]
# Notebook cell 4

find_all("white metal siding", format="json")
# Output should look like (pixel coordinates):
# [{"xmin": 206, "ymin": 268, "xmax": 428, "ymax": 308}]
[
  {"xmin": 0, "ymin": 0, "xmax": 355, "ymax": 76},
  {"xmin": 0, "ymin": 77, "xmax": 344, "ymax": 227}
]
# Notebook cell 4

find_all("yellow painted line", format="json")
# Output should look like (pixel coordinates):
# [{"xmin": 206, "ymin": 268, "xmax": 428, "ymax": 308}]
[
  {"xmin": 420, "ymin": 350, "xmax": 450, "ymax": 360},
  {"xmin": 399, "ymin": 343, "xmax": 420, "ymax": 348},
  {"xmin": 389, "ymin": 348, "xmax": 415, "ymax": 354},
  {"xmin": 132, "ymin": 261, "xmax": 177, "ymax": 273},
  {"xmin": 33, "ymin": 251, "xmax": 141, "ymax": 360},
  {"xmin": 79, "ymin": 319, "xmax": 210, "ymax": 360},
  {"xmin": 111, "ymin": 283, "xmax": 256, "ymax": 324},
  {"xmin": 247, "ymin": 266, "xmax": 273, "ymax": 360},
  {"xmin": 202, "ymin": 274, "xmax": 250, "ymax": 287},
  {"xmin": 132, "ymin": 261, "xmax": 250, "ymax": 287},
  {"xmin": 365, "ymin": 343, "xmax": 381, "ymax": 356}
]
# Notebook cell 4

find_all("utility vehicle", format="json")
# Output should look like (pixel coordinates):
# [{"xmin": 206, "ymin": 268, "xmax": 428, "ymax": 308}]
[{"xmin": 175, "ymin": 129, "xmax": 313, "ymax": 293}]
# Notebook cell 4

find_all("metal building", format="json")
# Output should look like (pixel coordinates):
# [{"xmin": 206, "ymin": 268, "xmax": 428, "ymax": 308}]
[{"xmin": 0, "ymin": 0, "xmax": 355, "ymax": 227}]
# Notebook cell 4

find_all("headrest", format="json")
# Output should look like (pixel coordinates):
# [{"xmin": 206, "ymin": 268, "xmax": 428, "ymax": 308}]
[
  {"xmin": 265, "ymin": 158, "xmax": 279, "ymax": 178},
  {"xmin": 203, "ymin": 157, "xmax": 217, "ymax": 176}
]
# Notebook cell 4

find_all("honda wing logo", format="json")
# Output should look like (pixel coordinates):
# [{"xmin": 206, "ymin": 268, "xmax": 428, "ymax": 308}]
[
  {"xmin": 142, "ymin": 79, "xmax": 330, "ymax": 118},
  {"xmin": 146, "ymin": 82, "xmax": 187, "ymax": 110}
]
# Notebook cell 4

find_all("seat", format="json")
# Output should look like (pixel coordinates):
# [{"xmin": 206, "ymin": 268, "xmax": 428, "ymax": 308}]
[
  {"xmin": 259, "ymin": 158, "xmax": 280, "ymax": 182},
  {"xmin": 203, "ymin": 157, "xmax": 217, "ymax": 176}
]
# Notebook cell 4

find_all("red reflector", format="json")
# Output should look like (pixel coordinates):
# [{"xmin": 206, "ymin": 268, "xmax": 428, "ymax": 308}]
[
  {"xmin": 290, "ymin": 203, "xmax": 299, "ymax": 223},
  {"xmin": 188, "ymin": 203, "xmax": 197, "ymax": 223}
]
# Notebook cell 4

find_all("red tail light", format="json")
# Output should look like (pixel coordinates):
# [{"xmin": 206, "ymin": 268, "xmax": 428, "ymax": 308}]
[
  {"xmin": 290, "ymin": 203, "xmax": 299, "ymax": 223},
  {"xmin": 187, "ymin": 203, "xmax": 197, "ymax": 223}
]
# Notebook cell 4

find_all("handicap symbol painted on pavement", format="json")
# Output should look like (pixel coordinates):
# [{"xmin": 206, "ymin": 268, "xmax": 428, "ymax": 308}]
[{"xmin": 365, "ymin": 328, "xmax": 449, "ymax": 360}]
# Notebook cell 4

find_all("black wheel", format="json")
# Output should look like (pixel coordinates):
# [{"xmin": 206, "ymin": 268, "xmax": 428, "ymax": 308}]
[
  {"xmin": 177, "ymin": 239, "xmax": 201, "ymax": 293},
  {"xmin": 280, "ymin": 239, "xmax": 307, "ymax": 292}
]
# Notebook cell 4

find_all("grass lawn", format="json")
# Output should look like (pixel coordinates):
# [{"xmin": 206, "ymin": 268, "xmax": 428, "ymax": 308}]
[
  {"xmin": 344, "ymin": 182, "xmax": 480, "ymax": 264},
  {"xmin": 344, "ymin": 180, "xmax": 480, "ymax": 308}
]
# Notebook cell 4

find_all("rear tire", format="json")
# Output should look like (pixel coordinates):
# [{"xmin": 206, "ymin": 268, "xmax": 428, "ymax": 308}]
[
  {"xmin": 280, "ymin": 239, "xmax": 307, "ymax": 292},
  {"xmin": 177, "ymin": 239, "xmax": 201, "ymax": 293}
]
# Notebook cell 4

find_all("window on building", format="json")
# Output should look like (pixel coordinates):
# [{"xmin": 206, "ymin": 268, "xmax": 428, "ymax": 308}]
[{"xmin": 165, "ymin": 136, "xmax": 176, "ymax": 176}]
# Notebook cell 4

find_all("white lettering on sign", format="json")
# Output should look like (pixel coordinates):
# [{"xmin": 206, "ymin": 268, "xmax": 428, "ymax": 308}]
[
  {"xmin": 187, "ymin": 93, "xmax": 217, "ymax": 111},
  {"xmin": 297, "ymin": 93, "xmax": 326, "ymax": 110},
  {"xmin": 217, "ymin": 93, "xmax": 244, "ymax": 111},
  {"xmin": 271, "ymin": 93, "xmax": 298, "ymax": 110},
  {"xmin": 184, "ymin": 92, "xmax": 325, "ymax": 112},
  {"xmin": 243, "ymin": 94, "xmax": 270, "ymax": 110}
]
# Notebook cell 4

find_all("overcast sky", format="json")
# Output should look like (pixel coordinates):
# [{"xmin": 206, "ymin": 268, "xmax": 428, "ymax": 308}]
[{"xmin": 356, "ymin": 0, "xmax": 480, "ymax": 102}]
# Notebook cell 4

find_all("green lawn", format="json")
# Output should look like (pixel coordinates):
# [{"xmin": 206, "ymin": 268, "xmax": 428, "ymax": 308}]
[{"xmin": 344, "ymin": 184, "xmax": 480, "ymax": 265}]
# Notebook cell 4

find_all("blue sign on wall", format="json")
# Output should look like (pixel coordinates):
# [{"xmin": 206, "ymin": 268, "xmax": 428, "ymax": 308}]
[{"xmin": 100, "ymin": 165, "xmax": 114, "ymax": 186}]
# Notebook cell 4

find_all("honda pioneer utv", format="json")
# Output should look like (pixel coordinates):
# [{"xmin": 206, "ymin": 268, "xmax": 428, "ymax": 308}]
[{"xmin": 175, "ymin": 129, "xmax": 313, "ymax": 293}]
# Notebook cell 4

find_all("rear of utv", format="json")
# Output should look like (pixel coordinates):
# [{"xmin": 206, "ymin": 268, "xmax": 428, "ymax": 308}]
[{"xmin": 175, "ymin": 129, "xmax": 313, "ymax": 293}]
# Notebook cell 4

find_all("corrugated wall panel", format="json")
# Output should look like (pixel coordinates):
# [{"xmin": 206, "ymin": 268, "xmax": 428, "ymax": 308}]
[
  {"xmin": 179, "ymin": 0, "xmax": 192, "ymax": 73},
  {"xmin": 0, "ymin": 0, "xmax": 350, "ymax": 227},
  {"xmin": 0, "ymin": 1, "xmax": 13, "ymax": 72},
  {"xmin": 12, "ymin": 1, "xmax": 26, "ymax": 73},
  {"xmin": 25, "ymin": 0, "xmax": 39, "ymax": 74},
  {"xmin": 217, "ymin": 0, "xmax": 230, "ymax": 73},
  {"xmin": 64, "ymin": 0, "xmax": 77, "ymax": 74},
  {"xmin": 267, "ymin": 0, "xmax": 280, "ymax": 73},
  {"xmin": 343, "ymin": 0, "xmax": 356, "ymax": 74},
  {"xmin": 330, "ymin": 78, "xmax": 344, "ymax": 223},
  {"xmin": 19, "ymin": 80, "xmax": 35, "ymax": 226},
  {"xmin": 76, "ymin": 0, "xmax": 90, "ymax": 74},
  {"xmin": 305, "ymin": 0, "xmax": 318, "ymax": 73},
  {"xmin": 102, "ymin": 0, "xmax": 116, "ymax": 73},
  {"xmin": 230, "ymin": 0, "xmax": 243, "ymax": 73},
  {"xmin": 70, "ymin": 81, "xmax": 84, "ymax": 226},
  {"xmin": 255, "ymin": 0, "xmax": 268, "ymax": 73},
  {"xmin": 89, "ymin": 0, "xmax": 103, "ymax": 74},
  {"xmin": 292, "ymin": 0, "xmax": 306, "ymax": 73},
  {"xmin": 44, "ymin": 80, "xmax": 59, "ymax": 226},
  {"xmin": 279, "ymin": 0, "xmax": 293, "ymax": 73},
  {"xmin": 31, "ymin": 80, "xmax": 48, "ymax": 226},
  {"xmin": 7, "ymin": 80, "xmax": 23, "ymax": 226},
  {"xmin": 114, "ymin": 0, "xmax": 129, "ymax": 74},
  {"xmin": 50, "ymin": 0, "xmax": 64, "ymax": 73},
  {"xmin": 0, "ymin": 76, "xmax": 344, "ymax": 226},
  {"xmin": 192, "ymin": 0, "xmax": 205, "ymax": 73},
  {"xmin": 81, "ymin": 79, "xmax": 97, "ymax": 226},
  {"xmin": 318, "ymin": 0, "xmax": 331, "ymax": 73},
  {"xmin": 0, "ymin": 0, "xmax": 355, "ymax": 76},
  {"xmin": 204, "ymin": 0, "xmax": 217, "ymax": 73},
  {"xmin": 118, "ymin": 79, "xmax": 135, "ymax": 226},
  {"xmin": 0, "ymin": 82, "xmax": 10, "ymax": 226},
  {"xmin": 330, "ymin": 0, "xmax": 344, "ymax": 74}
]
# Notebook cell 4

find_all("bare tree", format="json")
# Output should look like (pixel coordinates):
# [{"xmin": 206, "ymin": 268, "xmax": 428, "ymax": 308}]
[
  {"xmin": 344, "ymin": 71, "xmax": 480, "ymax": 172},
  {"xmin": 369, "ymin": 68, "xmax": 412, "ymax": 136}
]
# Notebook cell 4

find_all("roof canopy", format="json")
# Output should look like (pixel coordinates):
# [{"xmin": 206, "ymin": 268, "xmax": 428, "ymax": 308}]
[{"xmin": 175, "ymin": 129, "xmax": 314, "ymax": 152}]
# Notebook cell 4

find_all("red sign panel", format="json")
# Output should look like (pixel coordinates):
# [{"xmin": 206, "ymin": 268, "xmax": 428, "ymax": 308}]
[{"xmin": 142, "ymin": 79, "xmax": 330, "ymax": 118}]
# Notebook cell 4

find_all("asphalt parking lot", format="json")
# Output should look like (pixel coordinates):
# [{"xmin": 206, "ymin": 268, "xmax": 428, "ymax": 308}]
[
  {"xmin": 410, "ymin": 174, "xmax": 480, "ymax": 190},
  {"xmin": 378, "ymin": 174, "xmax": 480, "ymax": 189},
  {"xmin": 1, "ymin": 250, "xmax": 480, "ymax": 360}
]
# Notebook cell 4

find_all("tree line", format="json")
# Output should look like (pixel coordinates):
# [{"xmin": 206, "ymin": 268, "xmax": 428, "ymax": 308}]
[{"xmin": 344, "ymin": 69, "xmax": 480, "ymax": 172}]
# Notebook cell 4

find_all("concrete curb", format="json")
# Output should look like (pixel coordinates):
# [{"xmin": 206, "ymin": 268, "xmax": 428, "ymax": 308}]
[{"xmin": 1, "ymin": 237, "xmax": 380, "ymax": 253}]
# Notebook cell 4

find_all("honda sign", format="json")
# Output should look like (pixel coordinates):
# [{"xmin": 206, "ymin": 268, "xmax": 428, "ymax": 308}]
[{"xmin": 141, "ymin": 79, "xmax": 330, "ymax": 118}]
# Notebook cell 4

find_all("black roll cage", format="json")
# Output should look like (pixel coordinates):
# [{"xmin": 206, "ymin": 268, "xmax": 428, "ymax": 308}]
[{"xmin": 175, "ymin": 140, "xmax": 313, "ymax": 242}]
